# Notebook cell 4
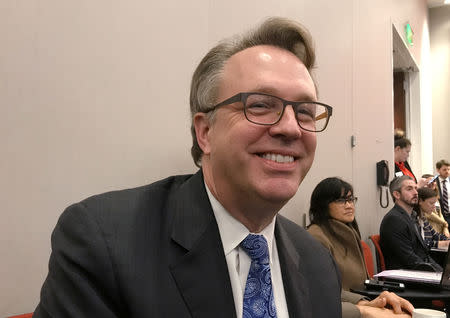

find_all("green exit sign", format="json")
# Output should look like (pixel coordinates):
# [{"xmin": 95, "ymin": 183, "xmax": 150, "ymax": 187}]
[{"xmin": 405, "ymin": 23, "xmax": 414, "ymax": 46}]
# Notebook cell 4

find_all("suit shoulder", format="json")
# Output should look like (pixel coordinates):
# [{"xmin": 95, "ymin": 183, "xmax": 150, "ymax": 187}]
[
  {"xmin": 80, "ymin": 174, "xmax": 192, "ymax": 207},
  {"xmin": 276, "ymin": 214, "xmax": 305, "ymax": 236},
  {"xmin": 59, "ymin": 174, "xmax": 195, "ymax": 224},
  {"xmin": 277, "ymin": 215, "xmax": 331, "ymax": 253},
  {"xmin": 382, "ymin": 206, "xmax": 403, "ymax": 221}
]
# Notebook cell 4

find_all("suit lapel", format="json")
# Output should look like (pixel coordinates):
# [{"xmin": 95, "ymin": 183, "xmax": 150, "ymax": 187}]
[
  {"xmin": 169, "ymin": 171, "xmax": 236, "ymax": 318},
  {"xmin": 397, "ymin": 206, "xmax": 427, "ymax": 249},
  {"xmin": 276, "ymin": 218, "xmax": 312, "ymax": 318}
]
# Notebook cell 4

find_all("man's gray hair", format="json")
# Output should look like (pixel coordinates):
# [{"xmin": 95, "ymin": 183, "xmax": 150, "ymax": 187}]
[
  {"xmin": 389, "ymin": 175, "xmax": 413, "ymax": 201},
  {"xmin": 189, "ymin": 17, "xmax": 316, "ymax": 167}
]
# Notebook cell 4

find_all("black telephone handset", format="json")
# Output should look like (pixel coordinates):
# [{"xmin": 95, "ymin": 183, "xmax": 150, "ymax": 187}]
[
  {"xmin": 377, "ymin": 160, "xmax": 389, "ymax": 186},
  {"xmin": 376, "ymin": 160, "xmax": 390, "ymax": 208}
]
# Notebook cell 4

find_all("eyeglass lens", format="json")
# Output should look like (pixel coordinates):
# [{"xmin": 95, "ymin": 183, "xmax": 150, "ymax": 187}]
[
  {"xmin": 335, "ymin": 197, "xmax": 357, "ymax": 204},
  {"xmin": 244, "ymin": 94, "xmax": 329, "ymax": 131}
]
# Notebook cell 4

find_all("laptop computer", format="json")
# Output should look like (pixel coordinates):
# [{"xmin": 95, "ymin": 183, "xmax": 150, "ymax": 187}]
[{"xmin": 374, "ymin": 248, "xmax": 450, "ymax": 290}]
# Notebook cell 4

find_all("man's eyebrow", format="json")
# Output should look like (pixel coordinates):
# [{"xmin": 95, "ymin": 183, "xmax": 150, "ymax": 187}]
[{"xmin": 251, "ymin": 86, "xmax": 317, "ymax": 101}]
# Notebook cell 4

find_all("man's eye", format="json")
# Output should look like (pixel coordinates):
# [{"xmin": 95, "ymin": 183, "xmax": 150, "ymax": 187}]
[
  {"xmin": 248, "ymin": 102, "xmax": 271, "ymax": 109},
  {"xmin": 297, "ymin": 108, "xmax": 314, "ymax": 117},
  {"xmin": 296, "ymin": 108, "xmax": 315, "ymax": 121}
]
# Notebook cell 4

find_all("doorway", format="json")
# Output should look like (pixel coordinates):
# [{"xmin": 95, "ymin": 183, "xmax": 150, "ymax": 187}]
[{"xmin": 392, "ymin": 24, "xmax": 421, "ymax": 173}]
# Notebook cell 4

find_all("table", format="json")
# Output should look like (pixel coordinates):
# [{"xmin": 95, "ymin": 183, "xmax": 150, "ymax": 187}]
[
  {"xmin": 351, "ymin": 287, "xmax": 450, "ymax": 301},
  {"xmin": 351, "ymin": 286, "xmax": 450, "ymax": 313}
]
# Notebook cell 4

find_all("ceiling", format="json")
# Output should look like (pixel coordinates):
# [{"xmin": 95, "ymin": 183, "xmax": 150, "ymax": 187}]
[
  {"xmin": 427, "ymin": 0, "xmax": 449, "ymax": 8},
  {"xmin": 393, "ymin": 0, "xmax": 448, "ymax": 71}
]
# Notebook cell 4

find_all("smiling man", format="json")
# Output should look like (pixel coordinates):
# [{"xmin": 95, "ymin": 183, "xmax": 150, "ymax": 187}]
[
  {"xmin": 34, "ymin": 18, "xmax": 341, "ymax": 317},
  {"xmin": 195, "ymin": 44, "xmax": 319, "ymax": 233}
]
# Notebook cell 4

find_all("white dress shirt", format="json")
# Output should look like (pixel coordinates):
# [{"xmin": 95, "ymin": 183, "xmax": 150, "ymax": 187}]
[{"xmin": 205, "ymin": 184, "xmax": 289, "ymax": 318}]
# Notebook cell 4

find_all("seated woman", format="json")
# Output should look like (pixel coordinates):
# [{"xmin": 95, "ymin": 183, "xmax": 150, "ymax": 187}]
[
  {"xmin": 307, "ymin": 177, "xmax": 367, "ymax": 291},
  {"xmin": 421, "ymin": 174, "xmax": 449, "ymax": 237},
  {"xmin": 307, "ymin": 177, "xmax": 414, "ymax": 318},
  {"xmin": 416, "ymin": 187, "xmax": 450, "ymax": 249}
]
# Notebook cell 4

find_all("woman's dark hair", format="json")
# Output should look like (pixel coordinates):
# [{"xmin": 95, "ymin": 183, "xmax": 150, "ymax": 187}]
[
  {"xmin": 418, "ymin": 187, "xmax": 437, "ymax": 201},
  {"xmin": 416, "ymin": 187, "xmax": 438, "ymax": 217},
  {"xmin": 394, "ymin": 137, "xmax": 411, "ymax": 149},
  {"xmin": 308, "ymin": 177, "xmax": 360, "ymax": 237}
]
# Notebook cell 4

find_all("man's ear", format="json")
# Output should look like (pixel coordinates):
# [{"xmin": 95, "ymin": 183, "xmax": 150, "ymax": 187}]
[
  {"xmin": 393, "ymin": 190, "xmax": 401, "ymax": 201},
  {"xmin": 193, "ymin": 113, "xmax": 211, "ymax": 155}
]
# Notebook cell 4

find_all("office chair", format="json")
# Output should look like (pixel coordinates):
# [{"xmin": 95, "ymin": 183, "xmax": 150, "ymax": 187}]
[
  {"xmin": 360, "ymin": 240, "xmax": 375, "ymax": 278},
  {"xmin": 7, "ymin": 314, "xmax": 33, "ymax": 318},
  {"xmin": 370, "ymin": 234, "xmax": 386, "ymax": 272}
]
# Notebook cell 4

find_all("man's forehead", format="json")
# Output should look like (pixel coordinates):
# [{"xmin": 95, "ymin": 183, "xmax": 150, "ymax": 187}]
[
  {"xmin": 220, "ymin": 44, "xmax": 316, "ymax": 100},
  {"xmin": 401, "ymin": 180, "xmax": 416, "ymax": 188},
  {"xmin": 224, "ymin": 45, "xmax": 308, "ymax": 77},
  {"xmin": 230, "ymin": 44, "xmax": 302, "ymax": 62}
]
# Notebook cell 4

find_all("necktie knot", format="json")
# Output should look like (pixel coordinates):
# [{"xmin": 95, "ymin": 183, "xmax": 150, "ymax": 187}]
[{"xmin": 240, "ymin": 234, "xmax": 270, "ymax": 265}]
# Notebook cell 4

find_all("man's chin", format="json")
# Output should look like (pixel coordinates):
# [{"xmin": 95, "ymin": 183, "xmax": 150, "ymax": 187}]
[{"xmin": 259, "ymin": 183, "xmax": 298, "ymax": 204}]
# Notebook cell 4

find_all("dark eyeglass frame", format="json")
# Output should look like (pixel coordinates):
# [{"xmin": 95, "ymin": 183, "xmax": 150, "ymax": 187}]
[
  {"xmin": 334, "ymin": 197, "xmax": 358, "ymax": 205},
  {"xmin": 211, "ymin": 92, "xmax": 333, "ymax": 132}
]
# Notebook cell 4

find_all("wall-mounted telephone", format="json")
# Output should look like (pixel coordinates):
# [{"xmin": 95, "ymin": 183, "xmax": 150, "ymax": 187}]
[
  {"xmin": 376, "ymin": 160, "xmax": 389, "ymax": 186},
  {"xmin": 376, "ymin": 160, "xmax": 390, "ymax": 208}
]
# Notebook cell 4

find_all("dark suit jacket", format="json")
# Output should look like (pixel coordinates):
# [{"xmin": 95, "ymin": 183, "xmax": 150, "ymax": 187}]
[
  {"xmin": 380, "ymin": 204, "xmax": 440, "ymax": 271},
  {"xmin": 34, "ymin": 171, "xmax": 341, "ymax": 317}
]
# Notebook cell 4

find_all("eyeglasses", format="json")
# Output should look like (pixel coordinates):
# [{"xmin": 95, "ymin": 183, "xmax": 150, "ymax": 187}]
[
  {"xmin": 334, "ymin": 197, "xmax": 358, "ymax": 205},
  {"xmin": 211, "ymin": 92, "xmax": 333, "ymax": 132}
]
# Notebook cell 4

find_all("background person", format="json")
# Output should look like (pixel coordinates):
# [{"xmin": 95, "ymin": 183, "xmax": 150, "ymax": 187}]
[
  {"xmin": 308, "ymin": 177, "xmax": 414, "ymax": 318},
  {"xmin": 394, "ymin": 136, "xmax": 416, "ymax": 182},
  {"xmin": 380, "ymin": 176, "xmax": 442, "ymax": 272},
  {"xmin": 416, "ymin": 187, "xmax": 449, "ymax": 249},
  {"xmin": 420, "ymin": 174, "xmax": 449, "ymax": 237},
  {"xmin": 307, "ymin": 177, "xmax": 367, "ymax": 291},
  {"xmin": 435, "ymin": 160, "xmax": 450, "ymax": 224}
]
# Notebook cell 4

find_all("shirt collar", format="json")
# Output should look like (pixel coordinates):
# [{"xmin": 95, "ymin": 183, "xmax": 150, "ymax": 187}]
[
  {"xmin": 204, "ymin": 182, "xmax": 277, "ymax": 263},
  {"xmin": 439, "ymin": 176, "xmax": 449, "ymax": 183}
]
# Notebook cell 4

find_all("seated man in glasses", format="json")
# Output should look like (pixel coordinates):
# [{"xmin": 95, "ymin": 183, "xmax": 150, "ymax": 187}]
[{"xmin": 34, "ymin": 17, "xmax": 412, "ymax": 318}]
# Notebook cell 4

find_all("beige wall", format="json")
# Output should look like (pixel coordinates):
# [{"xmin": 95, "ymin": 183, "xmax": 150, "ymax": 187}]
[
  {"xmin": 0, "ymin": 0, "xmax": 437, "ymax": 315},
  {"xmin": 430, "ymin": 5, "xmax": 450, "ymax": 165}
]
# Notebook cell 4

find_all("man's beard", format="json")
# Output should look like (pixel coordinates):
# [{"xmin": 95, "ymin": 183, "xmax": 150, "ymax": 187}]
[{"xmin": 403, "ymin": 196, "xmax": 418, "ymax": 207}]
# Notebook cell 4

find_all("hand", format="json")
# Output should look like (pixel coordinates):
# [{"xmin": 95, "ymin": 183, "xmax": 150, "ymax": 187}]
[
  {"xmin": 444, "ymin": 228, "xmax": 450, "ymax": 238},
  {"xmin": 417, "ymin": 178, "xmax": 429, "ymax": 188},
  {"xmin": 356, "ymin": 306, "xmax": 412, "ymax": 318},
  {"xmin": 417, "ymin": 177, "xmax": 437, "ymax": 190},
  {"xmin": 357, "ymin": 291, "xmax": 414, "ymax": 317},
  {"xmin": 438, "ymin": 240, "xmax": 450, "ymax": 248}
]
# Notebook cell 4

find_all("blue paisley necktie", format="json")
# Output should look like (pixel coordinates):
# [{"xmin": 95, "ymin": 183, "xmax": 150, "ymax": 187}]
[{"xmin": 240, "ymin": 234, "xmax": 277, "ymax": 318}]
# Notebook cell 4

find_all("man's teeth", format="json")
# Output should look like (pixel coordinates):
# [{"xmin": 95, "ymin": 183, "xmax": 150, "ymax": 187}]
[{"xmin": 261, "ymin": 153, "xmax": 294, "ymax": 163}]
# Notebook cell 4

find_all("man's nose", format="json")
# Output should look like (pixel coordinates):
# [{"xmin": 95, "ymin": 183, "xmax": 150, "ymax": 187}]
[{"xmin": 269, "ymin": 105, "xmax": 302, "ymax": 138}]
